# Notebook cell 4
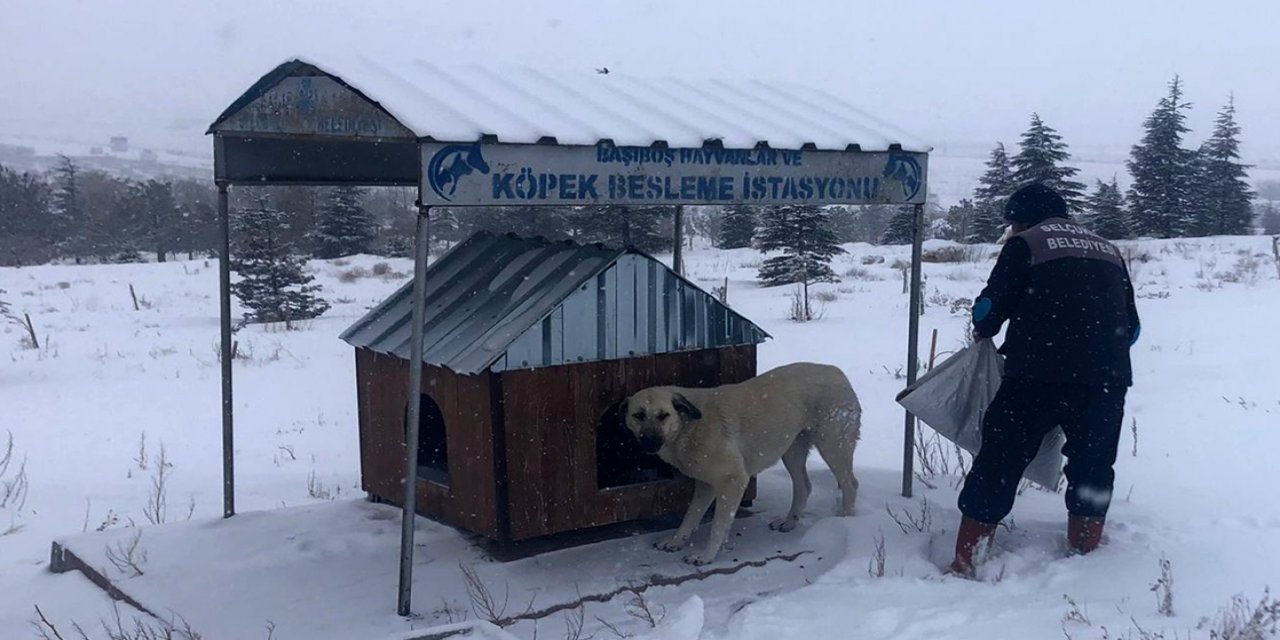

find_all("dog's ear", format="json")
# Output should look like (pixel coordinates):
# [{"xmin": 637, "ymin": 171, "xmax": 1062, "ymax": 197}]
[{"xmin": 671, "ymin": 393, "xmax": 702, "ymax": 420}]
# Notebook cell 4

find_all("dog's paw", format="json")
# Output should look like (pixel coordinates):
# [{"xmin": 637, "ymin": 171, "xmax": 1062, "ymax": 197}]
[
  {"xmin": 769, "ymin": 516, "xmax": 799, "ymax": 532},
  {"xmin": 654, "ymin": 538, "xmax": 687, "ymax": 553},
  {"xmin": 682, "ymin": 552, "xmax": 716, "ymax": 566}
]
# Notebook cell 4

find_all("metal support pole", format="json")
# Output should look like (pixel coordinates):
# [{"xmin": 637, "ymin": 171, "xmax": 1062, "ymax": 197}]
[
  {"xmin": 217, "ymin": 183, "xmax": 235, "ymax": 519},
  {"xmin": 672, "ymin": 205, "xmax": 685, "ymax": 276},
  {"xmin": 397, "ymin": 204, "xmax": 431, "ymax": 617},
  {"xmin": 902, "ymin": 203, "xmax": 925, "ymax": 498}
]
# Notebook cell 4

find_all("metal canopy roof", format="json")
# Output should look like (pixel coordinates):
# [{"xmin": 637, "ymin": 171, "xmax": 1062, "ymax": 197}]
[
  {"xmin": 339, "ymin": 232, "xmax": 769, "ymax": 375},
  {"xmin": 210, "ymin": 55, "xmax": 929, "ymax": 152}
]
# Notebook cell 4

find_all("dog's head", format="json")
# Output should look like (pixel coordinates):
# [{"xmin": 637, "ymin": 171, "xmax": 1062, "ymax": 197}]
[{"xmin": 622, "ymin": 387, "xmax": 703, "ymax": 455}]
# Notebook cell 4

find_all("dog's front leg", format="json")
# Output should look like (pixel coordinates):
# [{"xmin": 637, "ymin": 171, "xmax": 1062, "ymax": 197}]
[
  {"xmin": 656, "ymin": 480, "xmax": 715, "ymax": 552},
  {"xmin": 684, "ymin": 475, "xmax": 748, "ymax": 566}
]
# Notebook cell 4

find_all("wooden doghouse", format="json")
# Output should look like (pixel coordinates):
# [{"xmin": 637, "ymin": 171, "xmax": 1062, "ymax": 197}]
[{"xmin": 340, "ymin": 232, "xmax": 770, "ymax": 543}]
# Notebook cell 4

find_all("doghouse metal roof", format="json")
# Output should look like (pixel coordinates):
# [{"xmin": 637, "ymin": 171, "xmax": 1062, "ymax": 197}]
[
  {"xmin": 208, "ymin": 55, "xmax": 929, "ymax": 152},
  {"xmin": 339, "ymin": 232, "xmax": 770, "ymax": 374}
]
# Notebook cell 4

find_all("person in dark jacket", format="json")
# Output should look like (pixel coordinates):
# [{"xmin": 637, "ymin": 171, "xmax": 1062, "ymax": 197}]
[{"xmin": 948, "ymin": 183, "xmax": 1141, "ymax": 577}]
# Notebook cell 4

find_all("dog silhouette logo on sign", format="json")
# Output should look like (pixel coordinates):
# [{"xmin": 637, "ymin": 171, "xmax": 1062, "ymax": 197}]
[
  {"xmin": 427, "ymin": 143, "xmax": 491, "ymax": 202},
  {"xmin": 882, "ymin": 153, "xmax": 923, "ymax": 202}
]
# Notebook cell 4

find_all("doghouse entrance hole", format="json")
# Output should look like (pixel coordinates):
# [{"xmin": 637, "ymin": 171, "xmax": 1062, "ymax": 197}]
[
  {"xmin": 403, "ymin": 394, "xmax": 448, "ymax": 486},
  {"xmin": 596, "ymin": 400, "xmax": 676, "ymax": 489}
]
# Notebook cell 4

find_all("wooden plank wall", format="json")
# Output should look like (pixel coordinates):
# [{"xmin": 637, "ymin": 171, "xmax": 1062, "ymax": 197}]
[
  {"xmin": 502, "ymin": 345, "xmax": 758, "ymax": 540},
  {"xmin": 354, "ymin": 349, "xmax": 501, "ymax": 539}
]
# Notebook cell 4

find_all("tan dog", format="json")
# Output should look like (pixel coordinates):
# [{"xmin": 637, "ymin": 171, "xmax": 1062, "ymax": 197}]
[{"xmin": 624, "ymin": 362, "xmax": 861, "ymax": 565}]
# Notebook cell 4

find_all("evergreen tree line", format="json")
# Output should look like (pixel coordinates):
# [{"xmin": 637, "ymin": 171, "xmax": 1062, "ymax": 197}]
[
  {"xmin": 0, "ymin": 158, "xmax": 425, "ymax": 267},
  {"xmin": 0, "ymin": 156, "xmax": 223, "ymax": 266},
  {"xmin": 943, "ymin": 77, "xmax": 1263, "ymax": 243}
]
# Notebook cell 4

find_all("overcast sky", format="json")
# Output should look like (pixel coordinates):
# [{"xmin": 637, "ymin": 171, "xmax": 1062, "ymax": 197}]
[{"xmin": 3, "ymin": 0, "xmax": 1277, "ymax": 163}]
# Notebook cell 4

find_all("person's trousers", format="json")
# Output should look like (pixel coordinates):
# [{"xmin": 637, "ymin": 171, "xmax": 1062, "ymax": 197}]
[{"xmin": 957, "ymin": 377, "xmax": 1127, "ymax": 524}]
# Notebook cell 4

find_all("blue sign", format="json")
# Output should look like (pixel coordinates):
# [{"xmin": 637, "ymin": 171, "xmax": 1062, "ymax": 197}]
[{"xmin": 419, "ymin": 142, "xmax": 928, "ymax": 207}]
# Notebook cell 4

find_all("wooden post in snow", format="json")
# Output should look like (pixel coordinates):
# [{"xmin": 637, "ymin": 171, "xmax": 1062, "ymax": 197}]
[
  {"xmin": 1272, "ymin": 236, "xmax": 1280, "ymax": 280},
  {"xmin": 927, "ymin": 328, "xmax": 939, "ymax": 371}
]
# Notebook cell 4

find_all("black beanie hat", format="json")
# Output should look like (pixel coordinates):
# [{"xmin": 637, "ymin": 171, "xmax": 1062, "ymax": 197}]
[{"xmin": 1004, "ymin": 183, "xmax": 1068, "ymax": 225}]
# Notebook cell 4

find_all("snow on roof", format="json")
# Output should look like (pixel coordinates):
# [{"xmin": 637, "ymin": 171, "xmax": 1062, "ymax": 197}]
[{"xmin": 216, "ymin": 55, "xmax": 930, "ymax": 153}]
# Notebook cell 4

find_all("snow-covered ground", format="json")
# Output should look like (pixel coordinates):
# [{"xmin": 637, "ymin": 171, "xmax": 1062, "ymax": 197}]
[{"xmin": 2, "ymin": 235, "xmax": 1279, "ymax": 639}]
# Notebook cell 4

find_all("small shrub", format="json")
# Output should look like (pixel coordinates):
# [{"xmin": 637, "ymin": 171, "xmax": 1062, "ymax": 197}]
[
  {"xmin": 1219, "ymin": 253, "xmax": 1263, "ymax": 286},
  {"xmin": 867, "ymin": 532, "xmax": 887, "ymax": 578},
  {"xmin": 1062, "ymin": 594, "xmax": 1091, "ymax": 626},
  {"xmin": 1120, "ymin": 245, "xmax": 1154, "ymax": 264},
  {"xmin": 371, "ymin": 262, "xmax": 393, "ymax": 276},
  {"xmin": 926, "ymin": 288, "xmax": 953, "ymax": 308},
  {"xmin": 1151, "ymin": 556, "xmax": 1175, "ymax": 617},
  {"xmin": 885, "ymin": 496, "xmax": 932, "ymax": 534},
  {"xmin": 813, "ymin": 290, "xmax": 839, "ymax": 303},
  {"xmin": 143, "ymin": 444, "xmax": 172, "ymax": 525},
  {"xmin": 307, "ymin": 470, "xmax": 336, "ymax": 500},
  {"xmin": 105, "ymin": 529, "xmax": 148, "ymax": 577},
  {"xmin": 788, "ymin": 287, "xmax": 826, "ymax": 322},
  {"xmin": 337, "ymin": 267, "xmax": 370, "ymax": 283},
  {"xmin": 860, "ymin": 254, "xmax": 885, "ymax": 265},
  {"xmin": 1, "ymin": 432, "xmax": 29, "ymax": 512},
  {"xmin": 33, "ymin": 602, "xmax": 203, "ymax": 640},
  {"xmin": 922, "ymin": 246, "xmax": 980, "ymax": 263},
  {"xmin": 945, "ymin": 269, "xmax": 979, "ymax": 282},
  {"xmin": 844, "ymin": 266, "xmax": 884, "ymax": 281},
  {"xmin": 1201, "ymin": 587, "xmax": 1280, "ymax": 639}
]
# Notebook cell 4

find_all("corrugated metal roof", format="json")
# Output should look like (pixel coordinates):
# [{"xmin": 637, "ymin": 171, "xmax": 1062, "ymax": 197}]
[
  {"xmin": 212, "ymin": 55, "xmax": 929, "ymax": 152},
  {"xmin": 340, "ymin": 232, "xmax": 769, "ymax": 374}
]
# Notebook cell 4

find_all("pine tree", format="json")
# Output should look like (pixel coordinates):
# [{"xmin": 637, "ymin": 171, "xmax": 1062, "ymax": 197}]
[
  {"xmin": 1011, "ymin": 114, "xmax": 1087, "ymax": 211},
  {"xmin": 975, "ymin": 143, "xmax": 1017, "ymax": 204},
  {"xmin": 941, "ymin": 199, "xmax": 978, "ymax": 242},
  {"xmin": 623, "ymin": 206, "xmax": 671, "ymax": 253},
  {"xmin": 573, "ymin": 205, "xmax": 669, "ymax": 252},
  {"xmin": 138, "ymin": 180, "xmax": 179, "ymax": 262},
  {"xmin": 1258, "ymin": 201, "xmax": 1280, "ymax": 235},
  {"xmin": 880, "ymin": 206, "xmax": 916, "ymax": 245},
  {"xmin": 824, "ymin": 206, "xmax": 861, "ymax": 244},
  {"xmin": 967, "ymin": 203, "xmax": 1006, "ymax": 244},
  {"xmin": 433, "ymin": 208, "xmax": 460, "ymax": 242},
  {"xmin": 106, "ymin": 180, "xmax": 147, "ymax": 263},
  {"xmin": 171, "ymin": 178, "xmax": 218, "ymax": 259},
  {"xmin": 1127, "ymin": 76, "xmax": 1197, "ymax": 238},
  {"xmin": 50, "ymin": 155, "xmax": 88, "ymax": 262},
  {"xmin": 757, "ymin": 204, "xmax": 845, "ymax": 286},
  {"xmin": 465, "ymin": 205, "xmax": 574, "ymax": 241},
  {"xmin": 1192, "ymin": 97, "xmax": 1255, "ymax": 236},
  {"xmin": 0, "ymin": 164, "xmax": 54, "ymax": 266},
  {"xmin": 231, "ymin": 196, "xmax": 330, "ymax": 328},
  {"xmin": 848, "ymin": 205, "xmax": 890, "ymax": 244},
  {"xmin": 312, "ymin": 186, "xmax": 375, "ymax": 259},
  {"xmin": 1182, "ymin": 150, "xmax": 1214, "ymax": 238},
  {"xmin": 717, "ymin": 204, "xmax": 758, "ymax": 249},
  {"xmin": 969, "ymin": 143, "xmax": 1017, "ymax": 243},
  {"xmin": 1083, "ymin": 178, "xmax": 1128, "ymax": 239}
]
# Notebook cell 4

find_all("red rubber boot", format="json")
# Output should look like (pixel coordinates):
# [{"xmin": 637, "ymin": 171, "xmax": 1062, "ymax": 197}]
[
  {"xmin": 947, "ymin": 516, "xmax": 998, "ymax": 578},
  {"xmin": 1068, "ymin": 515, "xmax": 1105, "ymax": 554}
]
